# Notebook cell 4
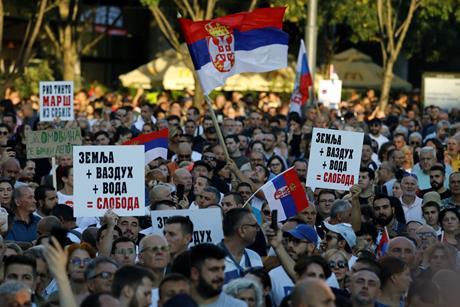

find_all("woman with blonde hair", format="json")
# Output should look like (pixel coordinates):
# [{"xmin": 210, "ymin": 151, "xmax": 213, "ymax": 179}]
[
  {"xmin": 400, "ymin": 145, "xmax": 414, "ymax": 172},
  {"xmin": 323, "ymin": 248, "xmax": 349, "ymax": 289}
]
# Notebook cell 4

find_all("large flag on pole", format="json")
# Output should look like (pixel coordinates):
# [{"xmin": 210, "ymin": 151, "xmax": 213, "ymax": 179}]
[
  {"xmin": 179, "ymin": 7, "xmax": 289, "ymax": 95},
  {"xmin": 123, "ymin": 128, "xmax": 168, "ymax": 165},
  {"xmin": 290, "ymin": 39, "xmax": 313, "ymax": 114},
  {"xmin": 260, "ymin": 167, "xmax": 309, "ymax": 222}
]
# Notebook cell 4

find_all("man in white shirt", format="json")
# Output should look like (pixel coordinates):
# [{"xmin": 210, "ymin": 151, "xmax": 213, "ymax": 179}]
[
  {"xmin": 368, "ymin": 118, "xmax": 389, "ymax": 150},
  {"xmin": 269, "ymin": 224, "xmax": 318, "ymax": 306},
  {"xmin": 400, "ymin": 174, "xmax": 424, "ymax": 223},
  {"xmin": 219, "ymin": 208, "xmax": 262, "ymax": 284}
]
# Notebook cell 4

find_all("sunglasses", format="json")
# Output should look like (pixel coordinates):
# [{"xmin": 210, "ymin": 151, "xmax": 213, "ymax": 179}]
[
  {"xmin": 0, "ymin": 131, "xmax": 8, "ymax": 136},
  {"xmin": 329, "ymin": 260, "xmax": 347, "ymax": 269}
]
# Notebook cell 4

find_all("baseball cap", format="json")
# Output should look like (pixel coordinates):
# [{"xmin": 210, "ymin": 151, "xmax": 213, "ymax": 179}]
[
  {"xmin": 285, "ymin": 224, "xmax": 318, "ymax": 246},
  {"xmin": 422, "ymin": 191, "xmax": 442, "ymax": 207},
  {"xmin": 323, "ymin": 222, "xmax": 357, "ymax": 248}
]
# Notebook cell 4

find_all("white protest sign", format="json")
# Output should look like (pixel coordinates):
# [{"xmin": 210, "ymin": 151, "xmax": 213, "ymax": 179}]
[
  {"xmin": 150, "ymin": 208, "xmax": 223, "ymax": 245},
  {"xmin": 318, "ymin": 80, "xmax": 342, "ymax": 110},
  {"xmin": 306, "ymin": 128, "xmax": 363, "ymax": 191},
  {"xmin": 73, "ymin": 145, "xmax": 145, "ymax": 217},
  {"xmin": 39, "ymin": 81, "xmax": 74, "ymax": 122}
]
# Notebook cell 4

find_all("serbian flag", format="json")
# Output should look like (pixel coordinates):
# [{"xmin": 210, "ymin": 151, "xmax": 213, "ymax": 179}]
[
  {"xmin": 260, "ymin": 167, "xmax": 309, "ymax": 222},
  {"xmin": 179, "ymin": 7, "xmax": 288, "ymax": 95},
  {"xmin": 290, "ymin": 39, "xmax": 313, "ymax": 114},
  {"xmin": 377, "ymin": 226, "xmax": 390, "ymax": 258},
  {"xmin": 123, "ymin": 128, "xmax": 168, "ymax": 165}
]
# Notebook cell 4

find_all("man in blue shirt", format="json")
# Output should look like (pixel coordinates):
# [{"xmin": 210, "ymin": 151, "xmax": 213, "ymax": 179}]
[{"xmin": 6, "ymin": 186, "xmax": 41, "ymax": 242}]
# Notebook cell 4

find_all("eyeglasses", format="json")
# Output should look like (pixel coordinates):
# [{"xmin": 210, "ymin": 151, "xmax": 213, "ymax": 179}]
[
  {"xmin": 71, "ymin": 258, "xmax": 92, "ymax": 267},
  {"xmin": 0, "ymin": 131, "xmax": 8, "ymax": 136},
  {"xmin": 242, "ymin": 223, "xmax": 260, "ymax": 230},
  {"xmin": 114, "ymin": 248, "xmax": 135, "ymax": 255},
  {"xmin": 141, "ymin": 245, "xmax": 169, "ymax": 253},
  {"xmin": 90, "ymin": 271, "xmax": 114, "ymax": 280},
  {"xmin": 410, "ymin": 141, "xmax": 420, "ymax": 145},
  {"xmin": 329, "ymin": 260, "xmax": 347, "ymax": 269}
]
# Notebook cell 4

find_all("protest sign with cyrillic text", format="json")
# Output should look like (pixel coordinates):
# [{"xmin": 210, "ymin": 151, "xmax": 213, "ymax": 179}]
[
  {"xmin": 306, "ymin": 128, "xmax": 363, "ymax": 191},
  {"xmin": 39, "ymin": 81, "xmax": 74, "ymax": 121},
  {"xmin": 73, "ymin": 145, "xmax": 145, "ymax": 217}
]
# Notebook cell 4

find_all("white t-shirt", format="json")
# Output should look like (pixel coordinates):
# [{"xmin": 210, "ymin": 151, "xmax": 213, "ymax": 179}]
[
  {"xmin": 269, "ymin": 265, "xmax": 294, "ymax": 306},
  {"xmin": 56, "ymin": 191, "xmax": 74, "ymax": 207},
  {"xmin": 201, "ymin": 292, "xmax": 246, "ymax": 307},
  {"xmin": 223, "ymin": 248, "xmax": 263, "ymax": 284},
  {"xmin": 400, "ymin": 196, "xmax": 424, "ymax": 223}
]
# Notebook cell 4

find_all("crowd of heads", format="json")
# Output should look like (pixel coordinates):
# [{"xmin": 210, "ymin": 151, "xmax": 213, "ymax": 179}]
[{"xmin": 0, "ymin": 87, "xmax": 459, "ymax": 306}]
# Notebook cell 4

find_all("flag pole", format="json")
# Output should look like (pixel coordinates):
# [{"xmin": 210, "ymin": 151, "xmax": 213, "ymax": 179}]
[{"xmin": 204, "ymin": 95, "xmax": 230, "ymax": 161}]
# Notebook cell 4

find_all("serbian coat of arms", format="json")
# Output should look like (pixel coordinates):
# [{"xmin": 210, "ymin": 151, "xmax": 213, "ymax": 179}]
[{"xmin": 204, "ymin": 22, "xmax": 235, "ymax": 72}]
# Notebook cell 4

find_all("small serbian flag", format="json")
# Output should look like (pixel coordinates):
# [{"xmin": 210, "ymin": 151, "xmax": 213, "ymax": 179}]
[
  {"xmin": 261, "ymin": 167, "xmax": 309, "ymax": 222},
  {"xmin": 123, "ymin": 128, "xmax": 168, "ymax": 165},
  {"xmin": 290, "ymin": 39, "xmax": 313, "ymax": 114},
  {"xmin": 179, "ymin": 7, "xmax": 288, "ymax": 95},
  {"xmin": 377, "ymin": 226, "xmax": 390, "ymax": 258}
]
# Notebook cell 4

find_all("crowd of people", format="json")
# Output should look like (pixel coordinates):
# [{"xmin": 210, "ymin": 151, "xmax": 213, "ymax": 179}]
[{"xmin": 0, "ymin": 86, "xmax": 459, "ymax": 307}]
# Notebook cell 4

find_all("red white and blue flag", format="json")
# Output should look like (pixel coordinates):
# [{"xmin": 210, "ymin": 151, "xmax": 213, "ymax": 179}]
[
  {"xmin": 377, "ymin": 226, "xmax": 390, "ymax": 258},
  {"xmin": 261, "ymin": 167, "xmax": 309, "ymax": 222},
  {"xmin": 290, "ymin": 39, "xmax": 313, "ymax": 114},
  {"xmin": 179, "ymin": 7, "xmax": 289, "ymax": 95},
  {"xmin": 123, "ymin": 128, "xmax": 168, "ymax": 165}
]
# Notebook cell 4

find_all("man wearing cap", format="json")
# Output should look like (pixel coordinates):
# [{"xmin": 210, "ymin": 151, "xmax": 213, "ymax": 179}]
[
  {"xmin": 422, "ymin": 192, "xmax": 442, "ymax": 235},
  {"xmin": 322, "ymin": 222, "xmax": 357, "ymax": 264},
  {"xmin": 368, "ymin": 118, "xmax": 388, "ymax": 150},
  {"xmin": 419, "ymin": 164, "xmax": 451, "ymax": 200},
  {"xmin": 267, "ymin": 224, "xmax": 319, "ymax": 306}
]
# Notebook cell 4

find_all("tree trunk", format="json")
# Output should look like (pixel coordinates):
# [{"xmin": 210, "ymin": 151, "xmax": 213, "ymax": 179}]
[
  {"xmin": 379, "ymin": 59, "xmax": 395, "ymax": 112},
  {"xmin": 0, "ymin": 0, "xmax": 4, "ymax": 57}
]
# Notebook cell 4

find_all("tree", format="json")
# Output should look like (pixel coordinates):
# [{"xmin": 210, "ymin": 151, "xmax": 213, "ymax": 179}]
[
  {"xmin": 43, "ymin": 0, "xmax": 121, "ymax": 89},
  {"xmin": 140, "ymin": 0, "xmax": 260, "ymax": 106},
  {"xmin": 0, "ymin": 0, "xmax": 49, "ymax": 95},
  {"xmin": 273, "ymin": 0, "xmax": 460, "ymax": 112}
]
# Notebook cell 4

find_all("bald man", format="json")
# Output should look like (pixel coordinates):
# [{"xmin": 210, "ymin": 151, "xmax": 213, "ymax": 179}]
[
  {"xmin": 387, "ymin": 237, "xmax": 417, "ymax": 269},
  {"xmin": 173, "ymin": 168, "xmax": 193, "ymax": 198},
  {"xmin": 1, "ymin": 158, "xmax": 21, "ymax": 185},
  {"xmin": 291, "ymin": 278, "xmax": 335, "ymax": 307},
  {"xmin": 139, "ymin": 234, "xmax": 170, "ymax": 288}
]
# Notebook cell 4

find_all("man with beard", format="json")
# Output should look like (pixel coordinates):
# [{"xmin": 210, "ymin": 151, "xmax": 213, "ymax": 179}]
[
  {"xmin": 372, "ymin": 194, "xmax": 405, "ymax": 237},
  {"xmin": 189, "ymin": 243, "xmax": 246, "ymax": 306},
  {"xmin": 224, "ymin": 134, "xmax": 249, "ymax": 169},
  {"xmin": 349, "ymin": 269, "xmax": 381, "ymax": 307},
  {"xmin": 267, "ymin": 224, "xmax": 318, "ymax": 306},
  {"xmin": 34, "ymin": 185, "xmax": 58, "ymax": 217},
  {"xmin": 117, "ymin": 216, "xmax": 144, "ymax": 245},
  {"xmin": 112, "ymin": 265, "xmax": 154, "ymax": 307},
  {"xmin": 293, "ymin": 159, "xmax": 307, "ymax": 183},
  {"xmin": 419, "ymin": 164, "xmax": 451, "ymax": 199}
]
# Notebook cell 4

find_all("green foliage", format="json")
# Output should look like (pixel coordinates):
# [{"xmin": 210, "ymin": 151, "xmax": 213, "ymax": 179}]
[
  {"xmin": 12, "ymin": 61, "xmax": 54, "ymax": 97},
  {"xmin": 139, "ymin": 0, "xmax": 160, "ymax": 8}
]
